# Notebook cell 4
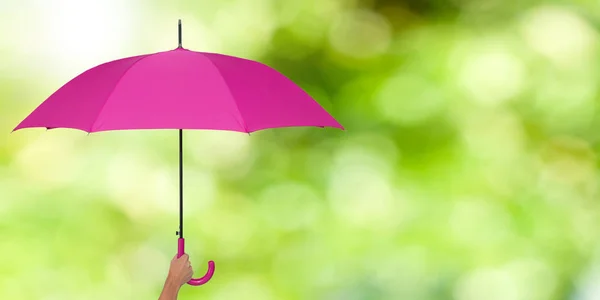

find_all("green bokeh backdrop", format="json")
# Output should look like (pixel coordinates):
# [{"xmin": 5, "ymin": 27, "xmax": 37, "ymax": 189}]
[{"xmin": 2, "ymin": 0, "xmax": 600, "ymax": 299}]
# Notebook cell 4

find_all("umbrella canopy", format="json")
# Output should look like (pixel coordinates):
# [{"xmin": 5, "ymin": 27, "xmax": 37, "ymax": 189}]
[
  {"xmin": 13, "ymin": 20, "xmax": 343, "ymax": 287},
  {"xmin": 13, "ymin": 45, "xmax": 343, "ymax": 133}
]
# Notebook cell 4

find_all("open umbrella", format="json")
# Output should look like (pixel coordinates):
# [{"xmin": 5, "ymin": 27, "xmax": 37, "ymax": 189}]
[{"xmin": 13, "ymin": 20, "xmax": 344, "ymax": 286}]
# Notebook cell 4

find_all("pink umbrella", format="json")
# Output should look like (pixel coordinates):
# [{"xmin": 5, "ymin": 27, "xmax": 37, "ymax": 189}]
[{"xmin": 13, "ymin": 20, "xmax": 344, "ymax": 286}]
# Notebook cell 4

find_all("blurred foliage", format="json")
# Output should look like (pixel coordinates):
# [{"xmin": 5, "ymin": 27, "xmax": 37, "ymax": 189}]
[{"xmin": 2, "ymin": 0, "xmax": 600, "ymax": 299}]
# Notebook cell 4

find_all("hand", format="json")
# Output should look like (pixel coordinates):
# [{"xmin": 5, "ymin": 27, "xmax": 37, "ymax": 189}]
[
  {"xmin": 159, "ymin": 254, "xmax": 193, "ymax": 300},
  {"xmin": 167, "ymin": 254, "xmax": 194, "ymax": 287}
]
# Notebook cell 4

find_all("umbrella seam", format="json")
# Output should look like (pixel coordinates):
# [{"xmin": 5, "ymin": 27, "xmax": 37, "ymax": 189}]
[
  {"xmin": 204, "ymin": 58, "xmax": 249, "ymax": 133},
  {"xmin": 89, "ymin": 54, "xmax": 154, "ymax": 132}
]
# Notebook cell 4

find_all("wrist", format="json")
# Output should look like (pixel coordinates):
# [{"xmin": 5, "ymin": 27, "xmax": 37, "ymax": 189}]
[
  {"xmin": 159, "ymin": 276, "xmax": 180, "ymax": 300},
  {"xmin": 164, "ymin": 276, "xmax": 180, "ymax": 292}
]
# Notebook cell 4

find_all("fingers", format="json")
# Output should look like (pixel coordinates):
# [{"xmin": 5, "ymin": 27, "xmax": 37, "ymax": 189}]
[
  {"xmin": 187, "ymin": 263, "xmax": 193, "ymax": 275},
  {"xmin": 177, "ymin": 253, "xmax": 189, "ymax": 262},
  {"xmin": 185, "ymin": 269, "xmax": 193, "ymax": 282},
  {"xmin": 172, "ymin": 254, "xmax": 188, "ymax": 264}
]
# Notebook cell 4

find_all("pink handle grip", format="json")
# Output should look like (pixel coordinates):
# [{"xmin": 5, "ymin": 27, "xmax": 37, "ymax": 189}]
[{"xmin": 177, "ymin": 238, "xmax": 215, "ymax": 286}]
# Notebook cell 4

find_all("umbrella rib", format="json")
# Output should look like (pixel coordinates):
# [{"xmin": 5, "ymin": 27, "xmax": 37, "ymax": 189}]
[
  {"xmin": 204, "ymin": 58, "xmax": 249, "ymax": 133},
  {"xmin": 88, "ymin": 54, "xmax": 155, "ymax": 132}
]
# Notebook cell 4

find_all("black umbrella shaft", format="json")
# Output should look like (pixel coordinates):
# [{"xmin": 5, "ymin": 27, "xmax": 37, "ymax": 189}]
[
  {"xmin": 179, "ymin": 129, "xmax": 184, "ymax": 239},
  {"xmin": 178, "ymin": 20, "xmax": 183, "ymax": 239}
]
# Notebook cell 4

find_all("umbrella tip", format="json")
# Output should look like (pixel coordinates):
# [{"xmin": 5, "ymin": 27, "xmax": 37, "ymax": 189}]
[{"xmin": 178, "ymin": 19, "xmax": 182, "ymax": 48}]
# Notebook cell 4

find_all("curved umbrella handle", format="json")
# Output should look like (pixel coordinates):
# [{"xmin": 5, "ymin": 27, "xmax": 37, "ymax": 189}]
[{"xmin": 177, "ymin": 238, "xmax": 215, "ymax": 286}]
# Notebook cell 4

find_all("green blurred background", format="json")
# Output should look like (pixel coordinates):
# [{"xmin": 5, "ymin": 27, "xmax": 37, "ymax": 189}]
[{"xmin": 2, "ymin": 0, "xmax": 600, "ymax": 299}]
